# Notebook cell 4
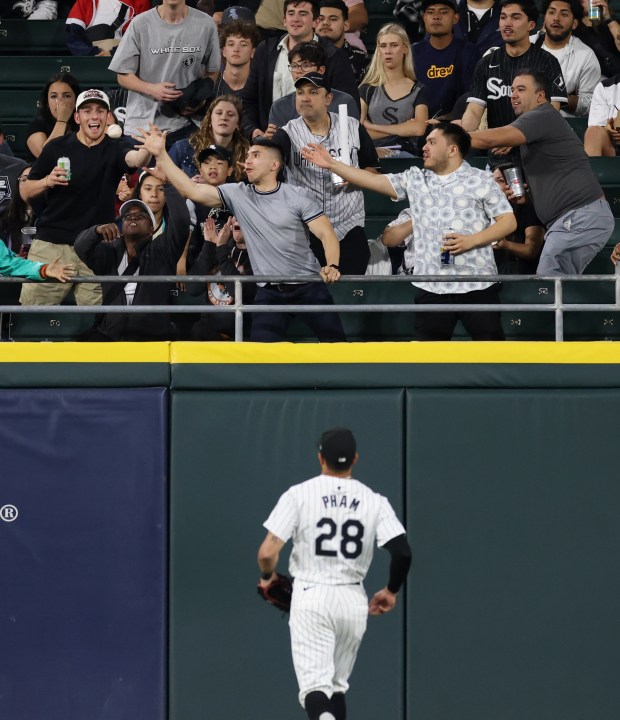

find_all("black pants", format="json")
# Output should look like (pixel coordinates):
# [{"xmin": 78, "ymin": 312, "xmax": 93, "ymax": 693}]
[
  {"xmin": 251, "ymin": 282, "xmax": 345, "ymax": 342},
  {"xmin": 309, "ymin": 226, "xmax": 370, "ymax": 275},
  {"xmin": 414, "ymin": 285, "xmax": 504, "ymax": 340}
]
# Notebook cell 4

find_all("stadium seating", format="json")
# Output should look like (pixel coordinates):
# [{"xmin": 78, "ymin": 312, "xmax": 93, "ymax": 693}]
[
  {"xmin": 0, "ymin": 55, "xmax": 117, "ymax": 89},
  {"xmin": 0, "ymin": 19, "xmax": 66, "ymax": 54}
]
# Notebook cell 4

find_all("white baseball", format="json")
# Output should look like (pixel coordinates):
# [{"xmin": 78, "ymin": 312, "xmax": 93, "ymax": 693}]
[{"xmin": 107, "ymin": 124, "xmax": 123, "ymax": 139}]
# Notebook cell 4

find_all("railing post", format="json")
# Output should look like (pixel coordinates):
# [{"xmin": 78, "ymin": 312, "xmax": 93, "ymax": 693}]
[
  {"xmin": 234, "ymin": 280, "xmax": 243, "ymax": 342},
  {"xmin": 554, "ymin": 278, "xmax": 564, "ymax": 342}
]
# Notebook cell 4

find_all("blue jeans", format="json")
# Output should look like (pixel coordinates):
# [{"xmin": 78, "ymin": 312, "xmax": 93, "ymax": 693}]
[{"xmin": 251, "ymin": 283, "xmax": 345, "ymax": 342}]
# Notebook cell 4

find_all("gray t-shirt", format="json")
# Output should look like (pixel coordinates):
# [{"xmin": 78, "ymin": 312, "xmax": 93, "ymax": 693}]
[
  {"xmin": 511, "ymin": 103, "xmax": 603, "ymax": 226},
  {"xmin": 359, "ymin": 82, "xmax": 428, "ymax": 148},
  {"xmin": 217, "ymin": 182, "xmax": 323, "ymax": 277},
  {"xmin": 109, "ymin": 7, "xmax": 220, "ymax": 136}
]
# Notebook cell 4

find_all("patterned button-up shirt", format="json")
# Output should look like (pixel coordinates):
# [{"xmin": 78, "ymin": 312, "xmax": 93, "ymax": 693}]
[{"xmin": 387, "ymin": 161, "xmax": 513, "ymax": 294}]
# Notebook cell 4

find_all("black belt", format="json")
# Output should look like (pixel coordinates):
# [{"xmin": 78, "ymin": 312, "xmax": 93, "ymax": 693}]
[{"xmin": 265, "ymin": 282, "xmax": 310, "ymax": 292}]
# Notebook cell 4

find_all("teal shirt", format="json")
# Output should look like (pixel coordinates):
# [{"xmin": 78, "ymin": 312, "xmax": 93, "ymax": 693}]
[{"xmin": 0, "ymin": 240, "xmax": 43, "ymax": 280}]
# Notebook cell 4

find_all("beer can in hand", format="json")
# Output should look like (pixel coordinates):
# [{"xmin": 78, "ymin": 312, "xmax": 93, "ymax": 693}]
[
  {"xmin": 57, "ymin": 157, "xmax": 71, "ymax": 181},
  {"xmin": 440, "ymin": 227, "xmax": 455, "ymax": 265},
  {"xmin": 503, "ymin": 166, "xmax": 526, "ymax": 198},
  {"xmin": 588, "ymin": 0, "xmax": 601, "ymax": 23}
]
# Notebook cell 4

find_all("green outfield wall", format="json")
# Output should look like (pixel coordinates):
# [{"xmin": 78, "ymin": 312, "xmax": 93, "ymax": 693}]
[{"xmin": 1, "ymin": 342, "xmax": 619, "ymax": 720}]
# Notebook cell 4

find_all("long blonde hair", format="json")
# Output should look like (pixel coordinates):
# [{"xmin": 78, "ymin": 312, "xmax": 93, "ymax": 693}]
[
  {"xmin": 360, "ymin": 23, "xmax": 416, "ymax": 87},
  {"xmin": 189, "ymin": 94, "xmax": 249, "ymax": 181}
]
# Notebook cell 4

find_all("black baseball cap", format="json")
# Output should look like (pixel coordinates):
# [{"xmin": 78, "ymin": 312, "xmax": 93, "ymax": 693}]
[
  {"xmin": 421, "ymin": 0, "xmax": 458, "ymax": 10},
  {"xmin": 221, "ymin": 5, "xmax": 256, "ymax": 23},
  {"xmin": 197, "ymin": 144, "xmax": 233, "ymax": 165},
  {"xmin": 294, "ymin": 72, "xmax": 332, "ymax": 93},
  {"xmin": 318, "ymin": 428, "xmax": 357, "ymax": 468},
  {"xmin": 253, "ymin": 133, "xmax": 291, "ymax": 166}
]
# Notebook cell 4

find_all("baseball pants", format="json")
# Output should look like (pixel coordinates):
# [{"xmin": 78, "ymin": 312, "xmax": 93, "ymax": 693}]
[{"xmin": 289, "ymin": 583, "xmax": 368, "ymax": 708}]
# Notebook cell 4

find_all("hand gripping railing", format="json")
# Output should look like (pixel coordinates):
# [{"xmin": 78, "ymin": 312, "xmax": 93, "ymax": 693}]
[{"xmin": 1, "ymin": 273, "xmax": 620, "ymax": 342}]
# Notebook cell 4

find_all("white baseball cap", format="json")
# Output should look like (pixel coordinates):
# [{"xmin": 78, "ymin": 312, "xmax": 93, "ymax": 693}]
[{"xmin": 76, "ymin": 89, "xmax": 111, "ymax": 110}]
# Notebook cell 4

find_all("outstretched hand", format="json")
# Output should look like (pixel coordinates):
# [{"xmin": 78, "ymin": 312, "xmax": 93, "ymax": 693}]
[
  {"xmin": 369, "ymin": 587, "xmax": 397, "ymax": 616},
  {"xmin": 301, "ymin": 143, "xmax": 335, "ymax": 169},
  {"xmin": 132, "ymin": 124, "xmax": 167, "ymax": 157},
  {"xmin": 45, "ymin": 256, "xmax": 77, "ymax": 283}
]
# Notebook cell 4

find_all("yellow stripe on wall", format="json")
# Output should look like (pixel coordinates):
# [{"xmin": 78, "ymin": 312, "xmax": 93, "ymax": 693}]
[{"xmin": 1, "ymin": 341, "xmax": 620, "ymax": 366}]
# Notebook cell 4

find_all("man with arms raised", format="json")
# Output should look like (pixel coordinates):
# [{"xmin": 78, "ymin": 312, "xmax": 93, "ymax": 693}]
[
  {"xmin": 302, "ymin": 122, "xmax": 516, "ymax": 340},
  {"xmin": 469, "ymin": 70, "xmax": 614, "ymax": 275},
  {"xmin": 136, "ymin": 126, "xmax": 346, "ymax": 342},
  {"xmin": 20, "ymin": 89, "xmax": 151, "ymax": 306}
]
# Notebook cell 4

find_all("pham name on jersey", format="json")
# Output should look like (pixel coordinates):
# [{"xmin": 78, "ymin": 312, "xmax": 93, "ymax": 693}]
[{"xmin": 322, "ymin": 495, "xmax": 359, "ymax": 511}]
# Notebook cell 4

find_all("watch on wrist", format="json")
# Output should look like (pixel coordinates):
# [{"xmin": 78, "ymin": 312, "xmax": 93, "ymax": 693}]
[
  {"xmin": 329, "ymin": 264, "xmax": 340, "ymax": 270},
  {"xmin": 604, "ymin": 15, "xmax": 616, "ymax": 23}
]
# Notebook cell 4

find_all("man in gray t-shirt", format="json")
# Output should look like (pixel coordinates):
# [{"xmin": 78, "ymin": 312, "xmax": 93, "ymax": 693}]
[
  {"xmin": 134, "ymin": 127, "xmax": 346, "ymax": 342},
  {"xmin": 470, "ymin": 69, "xmax": 614, "ymax": 276},
  {"xmin": 109, "ymin": 0, "xmax": 220, "ymax": 142}
]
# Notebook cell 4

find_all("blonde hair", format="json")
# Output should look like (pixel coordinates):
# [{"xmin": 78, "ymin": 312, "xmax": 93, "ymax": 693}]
[
  {"xmin": 360, "ymin": 23, "xmax": 416, "ymax": 87},
  {"xmin": 189, "ymin": 94, "xmax": 249, "ymax": 181}
]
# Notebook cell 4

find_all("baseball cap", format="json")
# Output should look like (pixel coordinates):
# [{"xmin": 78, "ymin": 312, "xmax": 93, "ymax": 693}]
[
  {"xmin": 421, "ymin": 0, "xmax": 458, "ymax": 11},
  {"xmin": 197, "ymin": 144, "xmax": 233, "ymax": 165},
  {"xmin": 76, "ymin": 88, "xmax": 110, "ymax": 110},
  {"xmin": 253, "ymin": 133, "xmax": 291, "ymax": 167},
  {"xmin": 119, "ymin": 199, "xmax": 157, "ymax": 229},
  {"xmin": 161, "ymin": 78, "xmax": 215, "ymax": 118},
  {"xmin": 294, "ymin": 72, "xmax": 332, "ymax": 93},
  {"xmin": 221, "ymin": 5, "xmax": 256, "ymax": 24},
  {"xmin": 318, "ymin": 428, "xmax": 357, "ymax": 468}
]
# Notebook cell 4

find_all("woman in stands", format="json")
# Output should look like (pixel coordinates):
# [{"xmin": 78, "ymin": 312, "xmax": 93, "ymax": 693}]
[
  {"xmin": 0, "ymin": 164, "xmax": 35, "ymax": 257},
  {"xmin": 168, "ymin": 94, "xmax": 249, "ymax": 182},
  {"xmin": 26, "ymin": 73, "xmax": 81, "ymax": 159},
  {"xmin": 359, "ymin": 23, "xmax": 429, "ymax": 156}
]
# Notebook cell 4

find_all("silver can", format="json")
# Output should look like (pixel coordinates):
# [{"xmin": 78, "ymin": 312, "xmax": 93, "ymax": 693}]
[
  {"xmin": 440, "ymin": 227, "xmax": 455, "ymax": 265},
  {"xmin": 503, "ymin": 165, "xmax": 526, "ymax": 198},
  {"xmin": 57, "ymin": 156, "xmax": 71, "ymax": 181}
]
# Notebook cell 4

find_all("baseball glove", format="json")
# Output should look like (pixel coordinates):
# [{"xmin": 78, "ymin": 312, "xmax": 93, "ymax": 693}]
[{"xmin": 257, "ymin": 573, "xmax": 293, "ymax": 613}]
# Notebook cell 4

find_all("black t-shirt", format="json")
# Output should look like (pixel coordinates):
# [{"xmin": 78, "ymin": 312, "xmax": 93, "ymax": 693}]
[
  {"xmin": 468, "ymin": 44, "xmax": 567, "ymax": 128},
  {"xmin": 29, "ymin": 133, "xmax": 132, "ymax": 246},
  {"xmin": 494, "ymin": 201, "xmax": 542, "ymax": 274}
]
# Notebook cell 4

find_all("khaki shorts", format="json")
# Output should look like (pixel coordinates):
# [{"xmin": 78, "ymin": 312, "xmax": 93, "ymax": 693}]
[{"xmin": 20, "ymin": 239, "xmax": 102, "ymax": 306}]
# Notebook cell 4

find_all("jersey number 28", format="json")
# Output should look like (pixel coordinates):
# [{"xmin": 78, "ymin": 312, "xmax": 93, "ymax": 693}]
[{"xmin": 315, "ymin": 518, "xmax": 364, "ymax": 559}]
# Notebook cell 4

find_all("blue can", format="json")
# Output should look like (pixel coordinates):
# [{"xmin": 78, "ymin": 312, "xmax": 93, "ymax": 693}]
[{"xmin": 440, "ymin": 227, "xmax": 455, "ymax": 265}]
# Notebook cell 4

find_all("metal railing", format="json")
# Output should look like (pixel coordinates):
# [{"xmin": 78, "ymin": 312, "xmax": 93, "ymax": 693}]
[{"xmin": 1, "ymin": 273, "xmax": 620, "ymax": 342}]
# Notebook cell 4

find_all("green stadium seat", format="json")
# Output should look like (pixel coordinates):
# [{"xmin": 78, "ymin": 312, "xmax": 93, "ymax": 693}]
[
  {"xmin": 361, "ymin": 14, "xmax": 393, "ymax": 51},
  {"xmin": 8, "ymin": 312, "xmax": 98, "ymax": 341},
  {"xmin": 0, "ymin": 20, "xmax": 66, "ymax": 55},
  {"xmin": 0, "ymin": 56, "xmax": 117, "ymax": 90},
  {"xmin": 566, "ymin": 116, "xmax": 588, "ymax": 141},
  {"xmin": 0, "ymin": 89, "xmax": 41, "ymax": 123},
  {"xmin": 2, "ymin": 123, "xmax": 29, "ymax": 159}
]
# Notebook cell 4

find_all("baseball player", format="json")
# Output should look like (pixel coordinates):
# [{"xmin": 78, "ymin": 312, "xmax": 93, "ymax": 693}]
[
  {"xmin": 257, "ymin": 428, "xmax": 412, "ymax": 720},
  {"xmin": 275, "ymin": 73, "xmax": 378, "ymax": 275}
]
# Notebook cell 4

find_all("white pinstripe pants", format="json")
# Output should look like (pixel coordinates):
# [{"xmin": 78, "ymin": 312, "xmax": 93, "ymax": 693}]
[{"xmin": 289, "ymin": 583, "xmax": 369, "ymax": 707}]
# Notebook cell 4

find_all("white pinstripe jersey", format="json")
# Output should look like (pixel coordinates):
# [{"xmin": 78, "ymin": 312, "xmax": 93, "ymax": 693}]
[
  {"xmin": 281, "ymin": 113, "xmax": 366, "ymax": 240},
  {"xmin": 264, "ymin": 474, "xmax": 406, "ymax": 585}
]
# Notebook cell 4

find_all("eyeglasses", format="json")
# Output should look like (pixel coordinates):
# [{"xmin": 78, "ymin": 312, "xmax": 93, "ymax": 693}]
[
  {"xmin": 288, "ymin": 62, "xmax": 317, "ymax": 72},
  {"xmin": 123, "ymin": 212, "xmax": 149, "ymax": 222}
]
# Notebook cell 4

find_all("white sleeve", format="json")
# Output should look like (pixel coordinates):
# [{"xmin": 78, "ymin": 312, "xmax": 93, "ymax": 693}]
[
  {"xmin": 263, "ymin": 489, "xmax": 298, "ymax": 543},
  {"xmin": 588, "ymin": 83, "xmax": 612, "ymax": 127},
  {"xmin": 375, "ymin": 496, "xmax": 406, "ymax": 547}
]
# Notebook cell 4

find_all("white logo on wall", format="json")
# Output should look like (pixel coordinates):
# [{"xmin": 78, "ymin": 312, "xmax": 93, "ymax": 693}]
[{"xmin": 0, "ymin": 504, "xmax": 18, "ymax": 522}]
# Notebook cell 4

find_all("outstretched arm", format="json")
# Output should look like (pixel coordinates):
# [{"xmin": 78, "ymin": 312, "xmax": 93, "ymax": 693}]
[
  {"xmin": 469, "ymin": 125, "xmax": 527, "ymax": 150},
  {"xmin": 301, "ymin": 143, "xmax": 397, "ymax": 199},
  {"xmin": 132, "ymin": 125, "xmax": 223, "ymax": 207}
]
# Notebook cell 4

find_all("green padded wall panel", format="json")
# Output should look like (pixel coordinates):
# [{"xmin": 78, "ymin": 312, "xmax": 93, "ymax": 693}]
[
  {"xmin": 406, "ymin": 388, "xmax": 620, "ymax": 720},
  {"xmin": 170, "ymin": 389, "xmax": 406, "ymax": 720}
]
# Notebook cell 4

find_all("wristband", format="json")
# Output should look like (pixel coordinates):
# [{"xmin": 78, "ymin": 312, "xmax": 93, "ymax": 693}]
[
  {"xmin": 604, "ymin": 15, "xmax": 616, "ymax": 23},
  {"xmin": 57, "ymin": 120, "xmax": 68, "ymax": 124},
  {"xmin": 39, "ymin": 264, "xmax": 48, "ymax": 279},
  {"xmin": 261, "ymin": 571, "xmax": 273, "ymax": 580},
  {"xmin": 329, "ymin": 264, "xmax": 340, "ymax": 270}
]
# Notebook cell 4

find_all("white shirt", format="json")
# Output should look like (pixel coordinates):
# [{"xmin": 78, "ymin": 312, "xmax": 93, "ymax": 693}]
[
  {"xmin": 264, "ymin": 473, "xmax": 405, "ymax": 585},
  {"xmin": 386, "ymin": 161, "xmax": 513, "ymax": 294},
  {"xmin": 588, "ymin": 78, "xmax": 620, "ymax": 127},
  {"xmin": 272, "ymin": 33, "xmax": 321, "ymax": 102}
]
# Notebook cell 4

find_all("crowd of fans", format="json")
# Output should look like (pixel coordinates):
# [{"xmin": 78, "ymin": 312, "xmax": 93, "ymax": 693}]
[{"xmin": 1, "ymin": 0, "xmax": 620, "ymax": 341}]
